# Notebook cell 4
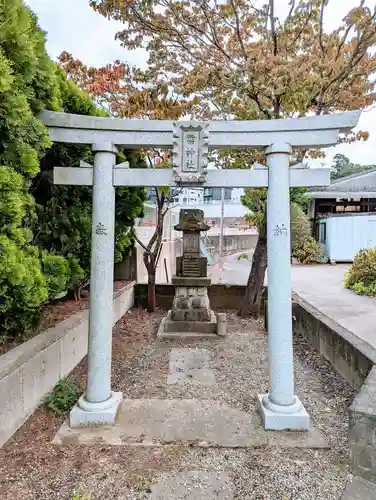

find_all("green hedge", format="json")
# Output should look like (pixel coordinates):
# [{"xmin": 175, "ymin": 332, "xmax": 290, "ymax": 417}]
[
  {"xmin": 0, "ymin": 1, "xmax": 144, "ymax": 340},
  {"xmin": 0, "ymin": 236, "xmax": 48, "ymax": 340},
  {"xmin": 345, "ymin": 248, "xmax": 376, "ymax": 296},
  {"xmin": 291, "ymin": 202, "xmax": 322, "ymax": 264}
]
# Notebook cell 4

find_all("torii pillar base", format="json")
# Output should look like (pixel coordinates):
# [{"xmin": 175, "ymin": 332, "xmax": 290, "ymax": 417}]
[
  {"xmin": 257, "ymin": 394, "xmax": 310, "ymax": 431},
  {"xmin": 70, "ymin": 391, "xmax": 123, "ymax": 428}
]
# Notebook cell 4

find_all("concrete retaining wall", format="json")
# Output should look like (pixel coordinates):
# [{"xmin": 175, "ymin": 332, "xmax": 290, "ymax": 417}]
[
  {"xmin": 349, "ymin": 366, "xmax": 376, "ymax": 483},
  {"xmin": 292, "ymin": 293, "xmax": 374, "ymax": 390},
  {"xmin": 0, "ymin": 282, "xmax": 135, "ymax": 447},
  {"xmin": 291, "ymin": 291, "xmax": 376, "ymax": 484}
]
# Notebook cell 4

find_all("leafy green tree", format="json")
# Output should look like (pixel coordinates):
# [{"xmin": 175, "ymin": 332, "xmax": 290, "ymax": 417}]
[
  {"xmin": 31, "ymin": 68, "xmax": 146, "ymax": 299},
  {"xmin": 0, "ymin": 1, "xmax": 144, "ymax": 339},
  {"xmin": 0, "ymin": 0, "xmax": 59, "ymax": 339},
  {"xmin": 330, "ymin": 153, "xmax": 375, "ymax": 180}
]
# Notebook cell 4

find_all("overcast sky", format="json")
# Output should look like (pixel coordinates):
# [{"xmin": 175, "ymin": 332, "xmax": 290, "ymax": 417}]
[{"xmin": 26, "ymin": 0, "xmax": 376, "ymax": 167}]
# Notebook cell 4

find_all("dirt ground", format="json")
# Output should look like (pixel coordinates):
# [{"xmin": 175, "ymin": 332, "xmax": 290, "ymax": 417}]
[{"xmin": 0, "ymin": 309, "xmax": 356, "ymax": 500}]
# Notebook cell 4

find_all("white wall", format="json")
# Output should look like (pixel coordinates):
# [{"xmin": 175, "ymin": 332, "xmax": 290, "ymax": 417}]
[
  {"xmin": 231, "ymin": 188, "xmax": 244, "ymax": 203},
  {"xmin": 323, "ymin": 214, "xmax": 376, "ymax": 261}
]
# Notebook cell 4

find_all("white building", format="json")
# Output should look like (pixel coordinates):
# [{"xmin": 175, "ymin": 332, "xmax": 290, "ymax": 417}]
[
  {"xmin": 231, "ymin": 188, "xmax": 244, "ymax": 203},
  {"xmin": 173, "ymin": 187, "xmax": 204, "ymax": 205},
  {"xmin": 308, "ymin": 168, "xmax": 376, "ymax": 262},
  {"xmin": 173, "ymin": 187, "xmax": 247, "ymax": 225}
]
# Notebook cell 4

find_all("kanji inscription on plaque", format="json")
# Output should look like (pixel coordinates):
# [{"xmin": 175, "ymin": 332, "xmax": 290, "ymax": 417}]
[
  {"xmin": 172, "ymin": 121, "xmax": 209, "ymax": 185},
  {"xmin": 182, "ymin": 132, "xmax": 199, "ymax": 172}
]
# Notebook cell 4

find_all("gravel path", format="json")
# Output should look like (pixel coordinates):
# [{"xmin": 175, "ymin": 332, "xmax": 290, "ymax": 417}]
[{"xmin": 0, "ymin": 309, "xmax": 355, "ymax": 499}]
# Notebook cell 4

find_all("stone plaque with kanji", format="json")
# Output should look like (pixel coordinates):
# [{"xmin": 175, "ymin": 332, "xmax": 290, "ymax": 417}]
[{"xmin": 172, "ymin": 122, "xmax": 209, "ymax": 185}]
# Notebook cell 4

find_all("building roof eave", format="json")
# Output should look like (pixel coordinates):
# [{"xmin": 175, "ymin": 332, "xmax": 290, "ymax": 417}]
[{"xmin": 307, "ymin": 191, "xmax": 376, "ymax": 199}]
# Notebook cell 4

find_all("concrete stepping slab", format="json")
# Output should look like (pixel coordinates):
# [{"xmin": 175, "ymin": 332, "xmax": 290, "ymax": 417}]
[
  {"xmin": 53, "ymin": 399, "xmax": 327, "ymax": 449},
  {"xmin": 341, "ymin": 476, "xmax": 376, "ymax": 499},
  {"xmin": 167, "ymin": 348, "xmax": 215, "ymax": 386},
  {"xmin": 150, "ymin": 471, "xmax": 234, "ymax": 499}
]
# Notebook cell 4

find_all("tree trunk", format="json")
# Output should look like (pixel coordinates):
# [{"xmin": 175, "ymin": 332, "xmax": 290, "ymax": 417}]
[
  {"xmin": 147, "ymin": 270, "xmax": 156, "ymax": 313},
  {"xmin": 239, "ymin": 234, "xmax": 267, "ymax": 317}
]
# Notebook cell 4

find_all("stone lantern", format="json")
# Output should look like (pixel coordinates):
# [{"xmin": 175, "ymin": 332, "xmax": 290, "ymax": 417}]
[{"xmin": 157, "ymin": 208, "xmax": 226, "ymax": 338}]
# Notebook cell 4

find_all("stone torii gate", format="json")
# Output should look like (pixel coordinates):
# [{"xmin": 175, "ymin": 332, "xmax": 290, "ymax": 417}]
[{"xmin": 40, "ymin": 110, "xmax": 360, "ymax": 431}]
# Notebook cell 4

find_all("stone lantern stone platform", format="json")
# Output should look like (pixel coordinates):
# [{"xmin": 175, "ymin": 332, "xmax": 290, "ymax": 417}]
[{"xmin": 157, "ymin": 209, "xmax": 226, "ymax": 339}]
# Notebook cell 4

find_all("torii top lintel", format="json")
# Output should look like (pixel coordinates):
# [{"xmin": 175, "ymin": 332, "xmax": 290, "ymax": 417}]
[
  {"xmin": 40, "ymin": 110, "xmax": 361, "ymax": 189},
  {"xmin": 40, "ymin": 110, "xmax": 360, "ymax": 150}
]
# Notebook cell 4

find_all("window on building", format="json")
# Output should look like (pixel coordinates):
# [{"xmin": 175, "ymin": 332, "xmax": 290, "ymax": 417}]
[{"xmin": 183, "ymin": 197, "xmax": 187, "ymax": 203}]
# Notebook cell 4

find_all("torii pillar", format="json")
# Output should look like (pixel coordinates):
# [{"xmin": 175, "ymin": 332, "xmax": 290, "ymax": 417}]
[
  {"xmin": 70, "ymin": 142, "xmax": 122, "ymax": 426},
  {"xmin": 257, "ymin": 142, "xmax": 307, "ymax": 429}
]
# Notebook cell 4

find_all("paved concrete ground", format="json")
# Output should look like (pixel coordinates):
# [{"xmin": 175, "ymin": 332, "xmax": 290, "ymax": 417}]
[
  {"xmin": 208, "ymin": 252, "xmax": 253, "ymax": 285},
  {"xmin": 149, "ymin": 471, "xmax": 234, "ymax": 500},
  {"xmin": 210, "ymin": 255, "xmax": 376, "ymax": 351},
  {"xmin": 341, "ymin": 476, "xmax": 376, "ymax": 499},
  {"xmin": 54, "ymin": 398, "xmax": 326, "ymax": 448},
  {"xmin": 291, "ymin": 265, "xmax": 376, "ymax": 349}
]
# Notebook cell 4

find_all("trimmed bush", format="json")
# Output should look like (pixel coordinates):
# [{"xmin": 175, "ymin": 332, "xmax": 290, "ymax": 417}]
[
  {"xmin": 292, "ymin": 237, "xmax": 323, "ymax": 264},
  {"xmin": 42, "ymin": 253, "xmax": 70, "ymax": 300},
  {"xmin": 0, "ymin": 0, "xmax": 58, "ymax": 339},
  {"xmin": 291, "ymin": 202, "xmax": 322, "ymax": 264},
  {"xmin": 0, "ymin": 236, "xmax": 48, "ymax": 341},
  {"xmin": 0, "ymin": 1, "xmax": 144, "ymax": 341},
  {"xmin": 41, "ymin": 253, "xmax": 86, "ymax": 300},
  {"xmin": 345, "ymin": 248, "xmax": 376, "ymax": 296}
]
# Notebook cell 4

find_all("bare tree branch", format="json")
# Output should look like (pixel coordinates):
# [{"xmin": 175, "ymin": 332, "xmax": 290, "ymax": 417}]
[
  {"xmin": 287, "ymin": 0, "xmax": 296, "ymax": 21},
  {"xmin": 289, "ymin": 3, "xmax": 314, "ymax": 47},
  {"xmin": 146, "ymin": 154, "xmax": 154, "ymax": 168},
  {"xmin": 230, "ymin": 0, "xmax": 248, "ymax": 61},
  {"xmin": 155, "ymin": 241, "xmax": 164, "ymax": 267},
  {"xmin": 319, "ymin": 0, "xmax": 325, "ymax": 53},
  {"xmin": 147, "ymin": 226, "xmax": 159, "ymax": 252},
  {"xmin": 248, "ymin": 91, "xmax": 272, "ymax": 119},
  {"xmin": 155, "ymin": 186, "xmax": 160, "ymax": 205},
  {"xmin": 335, "ymin": 24, "xmax": 353, "ymax": 61},
  {"xmin": 164, "ymin": 0, "xmax": 240, "ymax": 68},
  {"xmin": 167, "ymin": 203, "xmax": 180, "ymax": 212},
  {"xmin": 317, "ymin": 25, "xmax": 376, "ymax": 107},
  {"xmin": 269, "ymin": 0, "xmax": 277, "ymax": 56},
  {"xmin": 134, "ymin": 235, "xmax": 149, "ymax": 253}
]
